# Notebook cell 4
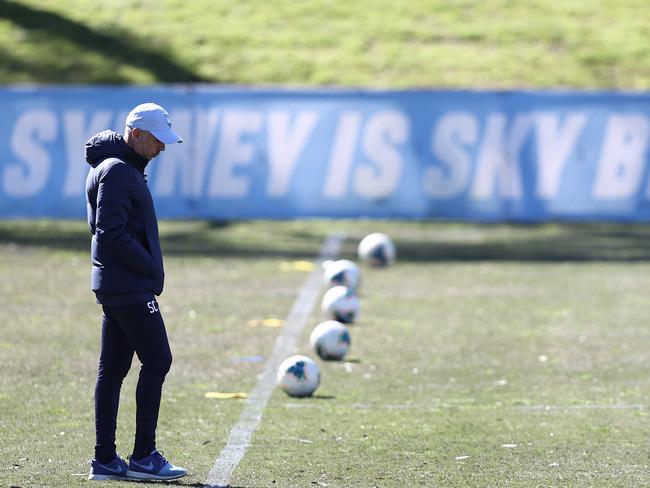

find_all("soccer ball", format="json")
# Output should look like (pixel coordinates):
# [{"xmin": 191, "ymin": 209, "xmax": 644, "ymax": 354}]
[
  {"xmin": 358, "ymin": 233, "xmax": 396, "ymax": 267},
  {"xmin": 322, "ymin": 259, "xmax": 361, "ymax": 290},
  {"xmin": 310, "ymin": 320, "xmax": 351, "ymax": 361},
  {"xmin": 321, "ymin": 285, "xmax": 359, "ymax": 324},
  {"xmin": 276, "ymin": 355, "xmax": 320, "ymax": 397}
]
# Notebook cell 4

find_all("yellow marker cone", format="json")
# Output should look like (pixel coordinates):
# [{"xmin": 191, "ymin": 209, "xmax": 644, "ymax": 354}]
[
  {"xmin": 204, "ymin": 392, "xmax": 248, "ymax": 399},
  {"xmin": 279, "ymin": 260, "xmax": 315, "ymax": 272},
  {"xmin": 248, "ymin": 318, "xmax": 283, "ymax": 328}
]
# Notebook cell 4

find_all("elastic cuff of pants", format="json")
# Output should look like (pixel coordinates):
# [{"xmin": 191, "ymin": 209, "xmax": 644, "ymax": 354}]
[
  {"xmin": 95, "ymin": 451, "xmax": 117, "ymax": 464},
  {"xmin": 131, "ymin": 447, "xmax": 154, "ymax": 460}
]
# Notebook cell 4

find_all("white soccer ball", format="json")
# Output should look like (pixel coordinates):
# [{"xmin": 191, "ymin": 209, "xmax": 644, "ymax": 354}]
[
  {"xmin": 358, "ymin": 232, "xmax": 396, "ymax": 267},
  {"xmin": 276, "ymin": 355, "xmax": 320, "ymax": 397},
  {"xmin": 310, "ymin": 320, "xmax": 351, "ymax": 361},
  {"xmin": 322, "ymin": 259, "xmax": 361, "ymax": 290},
  {"xmin": 321, "ymin": 285, "xmax": 359, "ymax": 324}
]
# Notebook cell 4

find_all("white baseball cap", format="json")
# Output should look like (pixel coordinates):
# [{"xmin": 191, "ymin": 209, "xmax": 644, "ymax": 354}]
[{"xmin": 126, "ymin": 102, "xmax": 183, "ymax": 144}]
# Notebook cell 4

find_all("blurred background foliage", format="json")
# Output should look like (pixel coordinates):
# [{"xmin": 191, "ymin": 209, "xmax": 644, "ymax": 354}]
[{"xmin": 0, "ymin": 0, "xmax": 649, "ymax": 89}]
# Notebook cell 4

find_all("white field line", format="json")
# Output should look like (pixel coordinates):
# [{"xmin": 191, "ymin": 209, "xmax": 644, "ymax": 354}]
[{"xmin": 204, "ymin": 233, "xmax": 344, "ymax": 488}]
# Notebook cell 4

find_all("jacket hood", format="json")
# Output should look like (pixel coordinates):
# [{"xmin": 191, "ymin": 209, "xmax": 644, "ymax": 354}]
[{"xmin": 85, "ymin": 130, "xmax": 149, "ymax": 173}]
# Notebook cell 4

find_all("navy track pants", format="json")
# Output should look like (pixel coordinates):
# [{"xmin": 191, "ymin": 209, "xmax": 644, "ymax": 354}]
[{"xmin": 94, "ymin": 300, "xmax": 172, "ymax": 462}]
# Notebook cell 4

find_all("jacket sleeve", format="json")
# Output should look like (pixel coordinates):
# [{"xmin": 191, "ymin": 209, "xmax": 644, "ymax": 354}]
[{"xmin": 94, "ymin": 163, "xmax": 155, "ymax": 276}]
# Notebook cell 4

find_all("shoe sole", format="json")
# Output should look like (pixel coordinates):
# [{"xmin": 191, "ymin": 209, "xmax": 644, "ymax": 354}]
[
  {"xmin": 126, "ymin": 469, "xmax": 188, "ymax": 481},
  {"xmin": 88, "ymin": 473, "xmax": 126, "ymax": 481}
]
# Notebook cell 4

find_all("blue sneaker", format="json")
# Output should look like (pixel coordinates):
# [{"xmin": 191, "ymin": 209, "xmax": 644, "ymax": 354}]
[
  {"xmin": 88, "ymin": 456, "xmax": 128, "ymax": 481},
  {"xmin": 126, "ymin": 450, "xmax": 187, "ymax": 481}
]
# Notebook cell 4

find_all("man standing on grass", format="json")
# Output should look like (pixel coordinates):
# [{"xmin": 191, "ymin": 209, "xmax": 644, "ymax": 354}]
[{"xmin": 84, "ymin": 103, "xmax": 187, "ymax": 481}]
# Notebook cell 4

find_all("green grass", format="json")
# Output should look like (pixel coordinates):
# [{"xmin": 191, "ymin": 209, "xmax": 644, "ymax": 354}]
[
  {"xmin": 1, "ymin": 220, "xmax": 650, "ymax": 486},
  {"xmin": 2, "ymin": 1, "xmax": 649, "ymax": 486},
  {"xmin": 1, "ymin": 0, "xmax": 650, "ymax": 88}
]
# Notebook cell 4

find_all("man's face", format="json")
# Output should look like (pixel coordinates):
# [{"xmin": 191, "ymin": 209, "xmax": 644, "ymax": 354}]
[{"xmin": 131, "ymin": 129, "xmax": 165, "ymax": 161}]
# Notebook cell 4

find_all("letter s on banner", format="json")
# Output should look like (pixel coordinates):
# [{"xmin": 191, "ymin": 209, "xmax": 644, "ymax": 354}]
[
  {"xmin": 3, "ymin": 110, "xmax": 57, "ymax": 197},
  {"xmin": 354, "ymin": 111, "xmax": 408, "ymax": 199},
  {"xmin": 425, "ymin": 112, "xmax": 478, "ymax": 198}
]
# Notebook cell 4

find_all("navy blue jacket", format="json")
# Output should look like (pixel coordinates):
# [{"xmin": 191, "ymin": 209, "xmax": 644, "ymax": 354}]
[{"xmin": 85, "ymin": 130, "xmax": 164, "ymax": 305}]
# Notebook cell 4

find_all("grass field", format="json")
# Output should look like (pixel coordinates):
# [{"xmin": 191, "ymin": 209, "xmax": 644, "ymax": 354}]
[
  {"xmin": 1, "ymin": 219, "xmax": 650, "ymax": 487},
  {"xmin": 2, "ymin": 0, "xmax": 650, "ymax": 487},
  {"xmin": 1, "ymin": 0, "xmax": 650, "ymax": 89}
]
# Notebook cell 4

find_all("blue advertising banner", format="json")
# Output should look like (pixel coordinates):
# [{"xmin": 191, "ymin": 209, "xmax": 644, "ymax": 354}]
[{"xmin": 1, "ymin": 86, "xmax": 650, "ymax": 221}]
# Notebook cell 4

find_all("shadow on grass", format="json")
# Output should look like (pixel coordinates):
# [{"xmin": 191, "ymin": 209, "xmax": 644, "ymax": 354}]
[
  {"xmin": 0, "ymin": 1, "xmax": 205, "ymax": 82},
  {"xmin": 127, "ymin": 479, "xmax": 254, "ymax": 487},
  {"xmin": 340, "ymin": 358, "xmax": 362, "ymax": 363},
  {"xmin": 0, "ymin": 220, "xmax": 326, "ymax": 260},
  {"xmin": 127, "ymin": 481, "xmax": 205, "ymax": 487},
  {"xmin": 2, "ymin": 220, "xmax": 650, "ymax": 262},
  {"xmin": 127, "ymin": 481, "xmax": 251, "ymax": 488},
  {"xmin": 203, "ymin": 485, "xmax": 249, "ymax": 488},
  {"xmin": 394, "ymin": 223, "xmax": 650, "ymax": 262}
]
